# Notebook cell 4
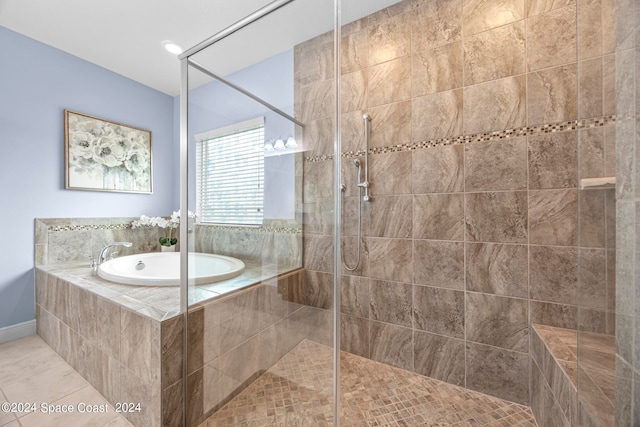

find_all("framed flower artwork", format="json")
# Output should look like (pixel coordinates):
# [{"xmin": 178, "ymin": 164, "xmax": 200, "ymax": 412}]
[{"xmin": 64, "ymin": 110, "xmax": 152, "ymax": 193}]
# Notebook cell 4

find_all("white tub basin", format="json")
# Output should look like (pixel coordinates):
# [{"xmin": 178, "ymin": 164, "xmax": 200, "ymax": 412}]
[{"xmin": 97, "ymin": 252, "xmax": 245, "ymax": 286}]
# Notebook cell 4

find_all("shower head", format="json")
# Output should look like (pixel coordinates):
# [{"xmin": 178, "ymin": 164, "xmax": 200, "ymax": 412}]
[{"xmin": 353, "ymin": 159, "xmax": 361, "ymax": 167}]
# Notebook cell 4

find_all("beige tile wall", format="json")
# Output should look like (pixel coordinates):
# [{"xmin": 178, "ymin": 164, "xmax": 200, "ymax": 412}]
[
  {"xmin": 298, "ymin": 0, "xmax": 617, "ymax": 406},
  {"xmin": 612, "ymin": 0, "xmax": 639, "ymax": 423}
]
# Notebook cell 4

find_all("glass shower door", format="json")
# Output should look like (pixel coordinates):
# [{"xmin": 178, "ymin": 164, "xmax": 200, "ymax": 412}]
[{"xmin": 180, "ymin": 1, "xmax": 339, "ymax": 425}]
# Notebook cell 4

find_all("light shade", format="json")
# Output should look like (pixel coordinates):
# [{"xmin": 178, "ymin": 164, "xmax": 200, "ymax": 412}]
[
  {"xmin": 274, "ymin": 138, "xmax": 285, "ymax": 150},
  {"xmin": 264, "ymin": 140, "xmax": 275, "ymax": 151},
  {"xmin": 286, "ymin": 136, "xmax": 297, "ymax": 148}
]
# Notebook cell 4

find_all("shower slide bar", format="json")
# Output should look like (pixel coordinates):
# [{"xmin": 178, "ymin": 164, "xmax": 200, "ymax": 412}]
[
  {"xmin": 341, "ymin": 113, "xmax": 372, "ymax": 271},
  {"xmin": 359, "ymin": 113, "xmax": 372, "ymax": 202},
  {"xmin": 187, "ymin": 59, "xmax": 304, "ymax": 128}
]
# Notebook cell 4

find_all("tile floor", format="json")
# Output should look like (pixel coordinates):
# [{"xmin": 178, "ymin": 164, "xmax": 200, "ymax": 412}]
[
  {"xmin": 1, "ymin": 335, "xmax": 539, "ymax": 427},
  {"xmin": 0, "ymin": 335, "xmax": 133, "ymax": 427},
  {"xmin": 201, "ymin": 339, "xmax": 538, "ymax": 426}
]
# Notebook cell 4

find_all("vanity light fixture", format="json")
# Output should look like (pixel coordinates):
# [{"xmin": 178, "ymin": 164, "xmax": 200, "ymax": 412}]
[
  {"xmin": 264, "ymin": 136, "xmax": 297, "ymax": 152},
  {"xmin": 162, "ymin": 40, "xmax": 184, "ymax": 55}
]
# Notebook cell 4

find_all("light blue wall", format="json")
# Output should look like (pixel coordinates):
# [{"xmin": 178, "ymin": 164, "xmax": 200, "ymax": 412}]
[{"xmin": 0, "ymin": 26, "xmax": 176, "ymax": 329}]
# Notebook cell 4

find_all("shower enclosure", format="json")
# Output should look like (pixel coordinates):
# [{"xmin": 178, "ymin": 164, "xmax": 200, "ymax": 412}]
[{"xmin": 175, "ymin": 0, "xmax": 638, "ymax": 425}]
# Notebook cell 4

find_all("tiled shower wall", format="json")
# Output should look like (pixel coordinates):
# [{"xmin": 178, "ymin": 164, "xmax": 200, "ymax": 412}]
[
  {"xmin": 613, "ymin": 0, "xmax": 639, "ymax": 423},
  {"xmin": 299, "ymin": 0, "xmax": 616, "ymax": 405}
]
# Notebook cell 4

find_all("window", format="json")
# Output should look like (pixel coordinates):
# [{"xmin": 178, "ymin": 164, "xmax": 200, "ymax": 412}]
[{"xmin": 196, "ymin": 117, "xmax": 264, "ymax": 225}]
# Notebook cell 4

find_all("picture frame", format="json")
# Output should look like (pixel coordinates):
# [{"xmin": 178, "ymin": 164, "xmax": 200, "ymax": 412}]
[{"xmin": 64, "ymin": 109, "xmax": 153, "ymax": 193}]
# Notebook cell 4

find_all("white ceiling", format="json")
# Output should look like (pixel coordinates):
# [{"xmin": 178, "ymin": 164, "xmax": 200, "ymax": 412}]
[{"xmin": 0, "ymin": 0, "xmax": 400, "ymax": 97}]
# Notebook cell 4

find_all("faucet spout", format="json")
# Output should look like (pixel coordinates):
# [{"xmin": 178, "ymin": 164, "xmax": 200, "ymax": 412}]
[{"xmin": 97, "ymin": 242, "xmax": 133, "ymax": 266}]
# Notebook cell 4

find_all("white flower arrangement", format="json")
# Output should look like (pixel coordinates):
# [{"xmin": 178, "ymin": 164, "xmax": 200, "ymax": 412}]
[{"xmin": 131, "ymin": 211, "xmax": 196, "ymax": 247}]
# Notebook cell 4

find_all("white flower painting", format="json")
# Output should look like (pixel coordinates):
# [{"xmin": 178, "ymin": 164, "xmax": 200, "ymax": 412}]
[{"xmin": 65, "ymin": 110, "xmax": 152, "ymax": 193}]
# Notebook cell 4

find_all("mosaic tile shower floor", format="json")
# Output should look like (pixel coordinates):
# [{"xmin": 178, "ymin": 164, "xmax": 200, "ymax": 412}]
[{"xmin": 200, "ymin": 340, "xmax": 537, "ymax": 426}]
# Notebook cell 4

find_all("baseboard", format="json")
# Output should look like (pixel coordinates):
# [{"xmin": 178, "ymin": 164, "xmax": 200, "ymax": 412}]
[{"xmin": 0, "ymin": 320, "xmax": 36, "ymax": 344}]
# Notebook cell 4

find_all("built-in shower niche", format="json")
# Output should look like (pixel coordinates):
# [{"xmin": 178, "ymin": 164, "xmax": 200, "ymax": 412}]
[{"xmin": 34, "ymin": 217, "xmax": 325, "ymax": 427}]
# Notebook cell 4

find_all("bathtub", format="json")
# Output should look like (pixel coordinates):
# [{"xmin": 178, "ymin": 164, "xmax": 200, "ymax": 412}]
[{"xmin": 97, "ymin": 252, "xmax": 245, "ymax": 286}]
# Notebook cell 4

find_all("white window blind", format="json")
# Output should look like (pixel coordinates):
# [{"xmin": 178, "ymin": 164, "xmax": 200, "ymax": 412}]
[{"xmin": 196, "ymin": 117, "xmax": 264, "ymax": 225}]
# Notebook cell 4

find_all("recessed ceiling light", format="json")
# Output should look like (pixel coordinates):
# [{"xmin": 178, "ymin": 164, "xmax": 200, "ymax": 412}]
[{"xmin": 162, "ymin": 40, "xmax": 183, "ymax": 55}]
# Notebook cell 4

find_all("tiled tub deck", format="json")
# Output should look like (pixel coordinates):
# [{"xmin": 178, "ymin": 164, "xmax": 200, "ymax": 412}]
[
  {"xmin": 35, "ymin": 259, "xmax": 318, "ymax": 427},
  {"xmin": 530, "ymin": 324, "xmax": 615, "ymax": 427}
]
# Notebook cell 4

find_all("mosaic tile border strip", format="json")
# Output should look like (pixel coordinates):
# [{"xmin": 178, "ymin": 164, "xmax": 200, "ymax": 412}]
[
  {"xmin": 48, "ymin": 223, "xmax": 302, "ymax": 234},
  {"xmin": 305, "ymin": 115, "xmax": 616, "ymax": 162},
  {"xmin": 197, "ymin": 224, "xmax": 302, "ymax": 234},
  {"xmin": 48, "ymin": 223, "xmax": 131, "ymax": 232}
]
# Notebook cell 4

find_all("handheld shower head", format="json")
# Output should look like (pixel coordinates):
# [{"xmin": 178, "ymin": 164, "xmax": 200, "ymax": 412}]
[{"xmin": 353, "ymin": 159, "xmax": 361, "ymax": 167}]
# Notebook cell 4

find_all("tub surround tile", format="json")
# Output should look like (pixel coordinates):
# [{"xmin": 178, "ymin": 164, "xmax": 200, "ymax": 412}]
[
  {"xmin": 161, "ymin": 315, "xmax": 183, "ymax": 389},
  {"xmin": 47, "ymin": 230, "xmax": 92, "ymax": 264},
  {"xmin": 120, "ymin": 367, "xmax": 161, "ymax": 427},
  {"xmin": 162, "ymin": 380, "xmax": 183, "ymax": 427},
  {"xmin": 36, "ymin": 237, "xmax": 306, "ymax": 427},
  {"xmin": 120, "ymin": 309, "xmax": 161, "ymax": 383}
]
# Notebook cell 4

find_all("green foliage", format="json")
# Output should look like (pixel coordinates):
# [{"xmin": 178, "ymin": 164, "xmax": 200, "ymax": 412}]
[{"xmin": 159, "ymin": 237, "xmax": 178, "ymax": 247}]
